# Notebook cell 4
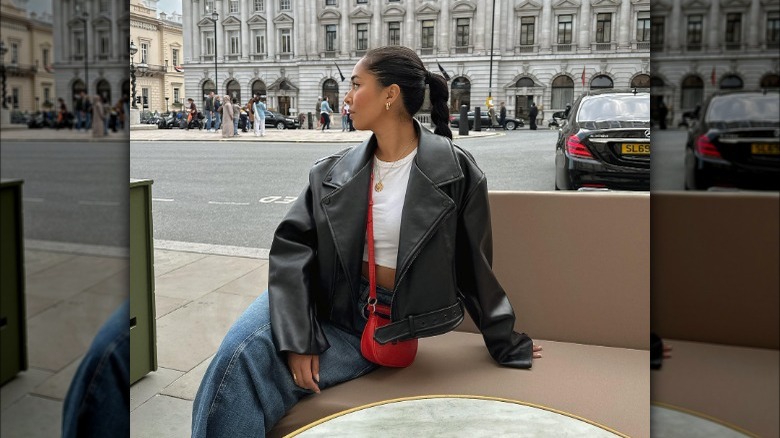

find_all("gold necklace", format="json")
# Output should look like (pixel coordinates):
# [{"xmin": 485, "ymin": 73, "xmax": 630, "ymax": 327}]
[{"xmin": 374, "ymin": 138, "xmax": 416, "ymax": 192}]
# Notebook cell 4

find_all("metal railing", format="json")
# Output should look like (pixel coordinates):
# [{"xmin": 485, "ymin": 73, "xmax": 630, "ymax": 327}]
[
  {"xmin": 555, "ymin": 44, "xmax": 573, "ymax": 52},
  {"xmin": 516, "ymin": 45, "xmax": 536, "ymax": 53}
]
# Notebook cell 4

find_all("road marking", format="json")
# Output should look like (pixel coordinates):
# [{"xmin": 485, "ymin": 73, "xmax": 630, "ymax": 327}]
[
  {"xmin": 78, "ymin": 200, "xmax": 120, "ymax": 207},
  {"xmin": 24, "ymin": 197, "xmax": 45, "ymax": 203},
  {"xmin": 208, "ymin": 201, "xmax": 251, "ymax": 205},
  {"xmin": 153, "ymin": 198, "xmax": 175, "ymax": 202},
  {"xmin": 259, "ymin": 196, "xmax": 297, "ymax": 204},
  {"xmin": 154, "ymin": 239, "xmax": 270, "ymax": 260}
]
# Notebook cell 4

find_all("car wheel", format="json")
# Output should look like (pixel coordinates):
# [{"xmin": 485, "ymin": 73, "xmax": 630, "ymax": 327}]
[
  {"xmin": 276, "ymin": 122, "xmax": 285, "ymax": 130},
  {"xmin": 504, "ymin": 121, "xmax": 516, "ymax": 130}
]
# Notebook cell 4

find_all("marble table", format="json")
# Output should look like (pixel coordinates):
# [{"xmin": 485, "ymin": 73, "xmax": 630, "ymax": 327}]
[
  {"xmin": 650, "ymin": 404, "xmax": 755, "ymax": 438},
  {"xmin": 288, "ymin": 395, "xmax": 626, "ymax": 437}
]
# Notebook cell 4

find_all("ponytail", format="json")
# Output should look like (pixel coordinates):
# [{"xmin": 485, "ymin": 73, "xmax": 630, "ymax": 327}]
[{"xmin": 427, "ymin": 73, "xmax": 452, "ymax": 140}]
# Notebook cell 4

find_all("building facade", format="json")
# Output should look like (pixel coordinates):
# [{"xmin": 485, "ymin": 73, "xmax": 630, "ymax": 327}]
[
  {"xmin": 53, "ymin": 0, "xmax": 130, "ymax": 110},
  {"xmin": 651, "ymin": 0, "xmax": 780, "ymax": 125},
  {"xmin": 182, "ymin": 0, "xmax": 650, "ymax": 121},
  {"xmin": 0, "ymin": 0, "xmax": 54, "ymax": 113},
  {"xmin": 130, "ymin": 0, "xmax": 186, "ymax": 114}
]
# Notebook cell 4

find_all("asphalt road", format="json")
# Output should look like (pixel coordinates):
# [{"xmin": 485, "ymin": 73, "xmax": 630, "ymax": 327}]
[
  {"xmin": 1, "ymin": 140, "xmax": 128, "ymax": 248},
  {"xmin": 130, "ymin": 129, "xmax": 561, "ymax": 250}
]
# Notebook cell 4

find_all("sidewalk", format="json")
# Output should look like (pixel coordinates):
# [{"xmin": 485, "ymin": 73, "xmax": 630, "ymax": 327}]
[{"xmin": 0, "ymin": 124, "xmax": 128, "ymax": 142}]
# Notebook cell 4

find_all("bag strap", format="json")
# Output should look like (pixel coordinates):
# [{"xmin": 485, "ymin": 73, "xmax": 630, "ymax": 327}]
[{"xmin": 366, "ymin": 168, "xmax": 377, "ymax": 314}]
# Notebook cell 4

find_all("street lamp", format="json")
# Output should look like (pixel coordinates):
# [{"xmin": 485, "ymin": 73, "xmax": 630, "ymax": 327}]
[
  {"xmin": 211, "ymin": 11, "xmax": 218, "ymax": 95},
  {"xmin": 487, "ymin": 0, "xmax": 496, "ymax": 112},
  {"xmin": 130, "ymin": 40, "xmax": 138, "ymax": 109},
  {"xmin": 137, "ymin": 61, "xmax": 148, "ymax": 109},
  {"xmin": 0, "ymin": 40, "xmax": 7, "ymax": 109},
  {"xmin": 76, "ymin": 3, "xmax": 88, "ymax": 95},
  {"xmin": 165, "ymin": 96, "xmax": 169, "ymax": 113}
]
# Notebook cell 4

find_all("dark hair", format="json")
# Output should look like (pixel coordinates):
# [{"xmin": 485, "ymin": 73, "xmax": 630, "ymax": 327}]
[{"xmin": 362, "ymin": 46, "xmax": 452, "ymax": 139}]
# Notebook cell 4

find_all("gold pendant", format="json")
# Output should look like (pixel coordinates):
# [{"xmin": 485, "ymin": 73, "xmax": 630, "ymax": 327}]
[{"xmin": 374, "ymin": 181, "xmax": 384, "ymax": 192}]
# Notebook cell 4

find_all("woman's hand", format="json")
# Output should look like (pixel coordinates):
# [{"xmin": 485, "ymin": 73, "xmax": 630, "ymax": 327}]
[
  {"xmin": 533, "ymin": 344, "xmax": 543, "ymax": 359},
  {"xmin": 287, "ymin": 353, "xmax": 321, "ymax": 393}
]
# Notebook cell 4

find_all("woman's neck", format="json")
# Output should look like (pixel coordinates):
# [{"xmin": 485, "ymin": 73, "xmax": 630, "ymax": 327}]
[{"xmin": 373, "ymin": 120, "xmax": 418, "ymax": 162}]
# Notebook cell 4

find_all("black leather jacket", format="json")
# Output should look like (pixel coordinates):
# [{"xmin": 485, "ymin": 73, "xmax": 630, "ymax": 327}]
[{"xmin": 269, "ymin": 121, "xmax": 533, "ymax": 368}]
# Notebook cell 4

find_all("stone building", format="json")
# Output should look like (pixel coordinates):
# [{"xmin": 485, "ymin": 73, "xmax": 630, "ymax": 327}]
[
  {"xmin": 53, "ymin": 0, "xmax": 129, "ymax": 110},
  {"xmin": 182, "ymin": 0, "xmax": 650, "ymax": 122},
  {"xmin": 650, "ymin": 0, "xmax": 780, "ymax": 125},
  {"xmin": 130, "ymin": 0, "xmax": 186, "ymax": 114},
  {"xmin": 0, "ymin": 0, "xmax": 54, "ymax": 113}
]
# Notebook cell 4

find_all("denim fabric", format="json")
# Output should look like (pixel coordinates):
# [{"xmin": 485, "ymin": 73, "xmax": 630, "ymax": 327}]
[
  {"xmin": 205, "ymin": 110, "xmax": 213, "ymax": 130},
  {"xmin": 62, "ymin": 299, "xmax": 130, "ymax": 438},
  {"xmin": 192, "ymin": 286, "xmax": 392, "ymax": 437}
]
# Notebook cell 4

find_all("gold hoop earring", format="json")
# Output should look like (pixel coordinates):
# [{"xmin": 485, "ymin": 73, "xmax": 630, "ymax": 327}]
[{"xmin": 385, "ymin": 102, "xmax": 390, "ymax": 111}]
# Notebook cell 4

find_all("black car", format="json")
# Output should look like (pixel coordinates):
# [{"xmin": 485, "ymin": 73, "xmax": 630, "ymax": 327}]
[
  {"xmin": 554, "ymin": 90, "xmax": 650, "ymax": 190},
  {"xmin": 265, "ymin": 111, "xmax": 300, "ymax": 129},
  {"xmin": 449, "ymin": 111, "xmax": 524, "ymax": 130},
  {"xmin": 684, "ymin": 91, "xmax": 780, "ymax": 190}
]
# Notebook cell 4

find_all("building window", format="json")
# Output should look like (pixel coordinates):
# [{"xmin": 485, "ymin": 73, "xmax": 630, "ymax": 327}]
[
  {"xmin": 637, "ymin": 17, "xmax": 650, "ymax": 42},
  {"xmin": 279, "ymin": 0, "xmax": 291, "ymax": 11},
  {"xmin": 141, "ymin": 88, "xmax": 149, "ymax": 108},
  {"xmin": 650, "ymin": 16, "xmax": 664, "ymax": 47},
  {"xmin": 681, "ymin": 75, "xmax": 704, "ymax": 109},
  {"xmin": 229, "ymin": 0, "xmax": 239, "ymax": 13},
  {"xmin": 725, "ymin": 13, "xmax": 741, "ymax": 45},
  {"xmin": 421, "ymin": 20, "xmax": 435, "ymax": 48},
  {"xmin": 44, "ymin": 87, "xmax": 51, "ymax": 104},
  {"xmin": 140, "ymin": 42, "xmax": 148, "ymax": 63},
  {"xmin": 326, "ymin": 0, "xmax": 336, "ymax": 5},
  {"xmin": 388, "ymin": 21, "xmax": 400, "ymax": 45},
  {"xmin": 42, "ymin": 48, "xmax": 50, "ymax": 66},
  {"xmin": 230, "ymin": 32, "xmax": 240, "ymax": 54},
  {"xmin": 173, "ymin": 88, "xmax": 180, "ymax": 103},
  {"xmin": 99, "ymin": 0, "xmax": 109, "ymax": 13},
  {"xmin": 172, "ymin": 48, "xmax": 179, "ymax": 67},
  {"xmin": 356, "ymin": 23, "xmax": 369, "ymax": 50},
  {"xmin": 205, "ymin": 33, "xmax": 215, "ymax": 55},
  {"xmin": 12, "ymin": 88, "xmax": 19, "ymax": 109},
  {"xmin": 520, "ymin": 17, "xmax": 535, "ymax": 45},
  {"xmin": 99, "ymin": 32, "xmax": 110, "ymax": 55},
  {"xmin": 596, "ymin": 13, "xmax": 612, "ymax": 43},
  {"xmin": 456, "ymin": 18, "xmax": 470, "ymax": 47},
  {"xmin": 254, "ymin": 31, "xmax": 266, "ymax": 53},
  {"xmin": 557, "ymin": 15, "xmax": 573, "ymax": 44},
  {"xmin": 357, "ymin": 0, "xmax": 367, "ymax": 3},
  {"xmin": 11, "ymin": 42, "xmax": 19, "ymax": 63},
  {"xmin": 325, "ymin": 24, "xmax": 337, "ymax": 51},
  {"xmin": 551, "ymin": 76, "xmax": 574, "ymax": 109},
  {"xmin": 687, "ymin": 15, "xmax": 703, "ymax": 49},
  {"xmin": 766, "ymin": 12, "xmax": 779, "ymax": 44},
  {"xmin": 205, "ymin": 0, "xmax": 214, "ymax": 13},
  {"xmin": 74, "ymin": 34, "xmax": 83, "ymax": 57},
  {"xmin": 254, "ymin": 0, "xmax": 264, "ymax": 12},
  {"xmin": 280, "ymin": 28, "xmax": 292, "ymax": 53}
]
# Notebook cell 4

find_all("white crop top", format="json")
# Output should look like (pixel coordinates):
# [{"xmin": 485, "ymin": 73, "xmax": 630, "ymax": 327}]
[{"xmin": 362, "ymin": 148, "xmax": 418, "ymax": 269}]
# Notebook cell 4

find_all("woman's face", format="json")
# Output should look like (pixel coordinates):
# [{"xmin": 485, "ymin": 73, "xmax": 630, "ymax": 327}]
[{"xmin": 344, "ymin": 58, "xmax": 387, "ymax": 131}]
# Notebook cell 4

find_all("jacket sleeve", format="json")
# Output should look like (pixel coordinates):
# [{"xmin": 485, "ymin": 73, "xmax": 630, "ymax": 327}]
[
  {"xmin": 455, "ymin": 176, "xmax": 533, "ymax": 368},
  {"xmin": 268, "ymin": 177, "xmax": 330, "ymax": 355}
]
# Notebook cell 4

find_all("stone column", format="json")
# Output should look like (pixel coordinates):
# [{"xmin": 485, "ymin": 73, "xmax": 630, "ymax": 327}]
[
  {"xmin": 708, "ymin": 0, "xmax": 720, "ymax": 51},
  {"xmin": 111, "ymin": 0, "xmax": 119, "ymax": 62},
  {"xmin": 241, "ymin": 0, "xmax": 249, "ymax": 60},
  {"xmin": 578, "ymin": 0, "xmax": 591, "ymax": 51},
  {"xmin": 192, "ymin": 0, "xmax": 201, "ymax": 64},
  {"xmin": 669, "ymin": 0, "xmax": 681, "ymax": 52},
  {"xmin": 267, "ymin": 0, "xmax": 276, "ymax": 59},
  {"xmin": 216, "ymin": 1, "xmax": 225, "ymax": 63},
  {"xmin": 540, "ymin": 0, "xmax": 553, "ymax": 53},
  {"xmin": 340, "ymin": 0, "xmax": 349, "ymax": 56},
  {"xmin": 438, "ymin": 0, "xmax": 450, "ymax": 55},
  {"xmin": 618, "ymin": 0, "xmax": 632, "ymax": 48},
  {"xmin": 405, "ymin": 6, "xmax": 415, "ymax": 48},
  {"xmin": 475, "ymin": 0, "xmax": 486, "ymax": 53},
  {"xmin": 183, "ymin": 0, "xmax": 192, "ymax": 62},
  {"xmin": 747, "ymin": 0, "xmax": 760, "ymax": 49},
  {"xmin": 502, "ymin": 1, "xmax": 512, "ymax": 54},
  {"xmin": 372, "ymin": 0, "xmax": 381, "ymax": 49}
]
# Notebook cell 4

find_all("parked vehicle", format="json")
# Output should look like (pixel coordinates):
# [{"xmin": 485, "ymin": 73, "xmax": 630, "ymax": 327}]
[
  {"xmin": 265, "ymin": 111, "xmax": 300, "ymax": 129},
  {"xmin": 547, "ymin": 110, "xmax": 567, "ymax": 129},
  {"xmin": 157, "ymin": 112, "xmax": 178, "ymax": 129},
  {"xmin": 554, "ymin": 90, "xmax": 651, "ymax": 191},
  {"xmin": 684, "ymin": 90, "xmax": 780, "ymax": 190},
  {"xmin": 449, "ymin": 111, "xmax": 524, "ymax": 130}
]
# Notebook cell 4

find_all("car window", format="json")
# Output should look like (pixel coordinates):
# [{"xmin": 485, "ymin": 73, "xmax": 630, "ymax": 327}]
[
  {"xmin": 706, "ymin": 94, "xmax": 780, "ymax": 122},
  {"xmin": 576, "ymin": 95, "xmax": 650, "ymax": 122}
]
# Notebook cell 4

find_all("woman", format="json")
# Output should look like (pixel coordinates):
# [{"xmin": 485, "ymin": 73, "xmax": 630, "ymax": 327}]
[
  {"xmin": 192, "ymin": 46, "xmax": 542, "ymax": 437},
  {"xmin": 221, "ymin": 95, "xmax": 234, "ymax": 138},
  {"xmin": 91, "ymin": 95, "xmax": 106, "ymax": 138}
]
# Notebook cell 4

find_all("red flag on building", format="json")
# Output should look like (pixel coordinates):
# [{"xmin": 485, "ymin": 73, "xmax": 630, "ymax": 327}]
[
  {"xmin": 710, "ymin": 66, "xmax": 716, "ymax": 86},
  {"xmin": 581, "ymin": 66, "xmax": 586, "ymax": 87}
]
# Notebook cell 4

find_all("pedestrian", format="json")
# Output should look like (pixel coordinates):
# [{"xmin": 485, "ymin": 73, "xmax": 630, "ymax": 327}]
[
  {"xmin": 658, "ymin": 100, "xmax": 668, "ymax": 130},
  {"xmin": 529, "ymin": 103, "xmax": 538, "ymax": 130},
  {"xmin": 341, "ymin": 99, "xmax": 349, "ymax": 132},
  {"xmin": 84, "ymin": 92, "xmax": 93, "ymax": 130},
  {"xmin": 320, "ymin": 96, "xmax": 332, "ymax": 131},
  {"xmin": 499, "ymin": 101, "xmax": 506, "ymax": 129},
  {"xmin": 186, "ymin": 98, "xmax": 197, "ymax": 130},
  {"xmin": 74, "ymin": 92, "xmax": 85, "ymax": 131},
  {"xmin": 91, "ymin": 95, "xmax": 106, "ymax": 138},
  {"xmin": 191, "ymin": 45, "xmax": 542, "ymax": 437},
  {"xmin": 232, "ymin": 97, "xmax": 240, "ymax": 136},
  {"xmin": 315, "ymin": 97, "xmax": 322, "ymax": 129},
  {"xmin": 221, "ymin": 95, "xmax": 234, "ymax": 138},
  {"xmin": 56, "ymin": 98, "xmax": 69, "ymax": 130},
  {"xmin": 214, "ymin": 96, "xmax": 222, "ymax": 131},
  {"xmin": 205, "ymin": 92, "xmax": 215, "ymax": 132},
  {"xmin": 253, "ymin": 95, "xmax": 267, "ymax": 137}
]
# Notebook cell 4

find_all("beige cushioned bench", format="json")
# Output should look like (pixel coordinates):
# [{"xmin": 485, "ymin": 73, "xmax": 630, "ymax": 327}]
[
  {"xmin": 271, "ymin": 191, "xmax": 650, "ymax": 437},
  {"xmin": 651, "ymin": 191, "xmax": 779, "ymax": 438}
]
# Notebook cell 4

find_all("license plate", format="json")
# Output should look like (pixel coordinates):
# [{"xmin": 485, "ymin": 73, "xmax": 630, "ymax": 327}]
[
  {"xmin": 751, "ymin": 143, "xmax": 780, "ymax": 155},
  {"xmin": 621, "ymin": 143, "xmax": 650, "ymax": 155}
]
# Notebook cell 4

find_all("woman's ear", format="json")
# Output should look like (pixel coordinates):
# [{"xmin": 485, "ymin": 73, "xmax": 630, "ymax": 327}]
[{"xmin": 385, "ymin": 84, "xmax": 401, "ymax": 107}]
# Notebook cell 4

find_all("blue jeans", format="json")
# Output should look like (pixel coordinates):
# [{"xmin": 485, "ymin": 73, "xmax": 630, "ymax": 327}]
[
  {"xmin": 62, "ymin": 299, "xmax": 130, "ymax": 438},
  {"xmin": 192, "ymin": 283, "xmax": 392, "ymax": 437},
  {"xmin": 214, "ymin": 112, "xmax": 222, "ymax": 130},
  {"xmin": 205, "ymin": 110, "xmax": 213, "ymax": 130},
  {"xmin": 234, "ymin": 116, "xmax": 239, "ymax": 135}
]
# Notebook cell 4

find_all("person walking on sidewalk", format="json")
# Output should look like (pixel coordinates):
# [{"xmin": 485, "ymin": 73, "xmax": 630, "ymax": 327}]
[
  {"xmin": 341, "ymin": 99, "xmax": 350, "ymax": 131},
  {"xmin": 221, "ymin": 95, "xmax": 234, "ymax": 138},
  {"xmin": 213, "ymin": 96, "xmax": 222, "ymax": 131},
  {"xmin": 253, "ymin": 96, "xmax": 267, "ymax": 136},
  {"xmin": 232, "ymin": 98, "xmax": 241, "ymax": 136},
  {"xmin": 528, "ymin": 103, "xmax": 538, "ymax": 130},
  {"xmin": 320, "ymin": 96, "xmax": 332, "ymax": 131},
  {"xmin": 191, "ymin": 45, "xmax": 542, "ymax": 438},
  {"xmin": 91, "ymin": 95, "xmax": 106, "ymax": 138},
  {"xmin": 315, "ymin": 97, "xmax": 322, "ymax": 129},
  {"xmin": 204, "ymin": 92, "xmax": 215, "ymax": 132}
]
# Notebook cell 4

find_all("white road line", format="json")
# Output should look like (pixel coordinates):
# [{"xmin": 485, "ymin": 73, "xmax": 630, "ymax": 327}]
[
  {"xmin": 154, "ymin": 239, "xmax": 270, "ymax": 259},
  {"xmin": 152, "ymin": 198, "xmax": 175, "ymax": 202},
  {"xmin": 208, "ymin": 201, "xmax": 251, "ymax": 205},
  {"xmin": 23, "ymin": 197, "xmax": 45, "ymax": 203},
  {"xmin": 78, "ymin": 200, "xmax": 120, "ymax": 207}
]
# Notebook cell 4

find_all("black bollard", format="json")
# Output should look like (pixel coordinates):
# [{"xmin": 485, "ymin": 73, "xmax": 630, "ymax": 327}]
[
  {"xmin": 307, "ymin": 112, "xmax": 313, "ymax": 129},
  {"xmin": 474, "ymin": 106, "xmax": 481, "ymax": 132},
  {"xmin": 459, "ymin": 105, "xmax": 469, "ymax": 136}
]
